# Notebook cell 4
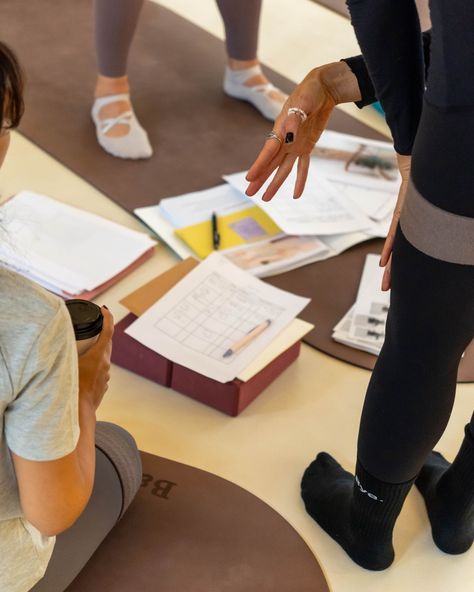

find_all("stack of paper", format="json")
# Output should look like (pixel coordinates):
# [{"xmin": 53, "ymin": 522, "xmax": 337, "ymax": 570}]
[
  {"xmin": 332, "ymin": 254, "xmax": 389, "ymax": 355},
  {"xmin": 135, "ymin": 130, "xmax": 400, "ymax": 278},
  {"xmin": 125, "ymin": 253, "xmax": 310, "ymax": 383},
  {"xmin": 0, "ymin": 191, "xmax": 157, "ymax": 297}
]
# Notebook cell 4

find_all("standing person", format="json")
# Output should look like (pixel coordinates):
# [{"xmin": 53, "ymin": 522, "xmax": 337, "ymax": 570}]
[
  {"xmin": 0, "ymin": 44, "xmax": 142, "ymax": 592},
  {"xmin": 92, "ymin": 0, "xmax": 288, "ymax": 159},
  {"xmin": 246, "ymin": 0, "xmax": 474, "ymax": 570}
]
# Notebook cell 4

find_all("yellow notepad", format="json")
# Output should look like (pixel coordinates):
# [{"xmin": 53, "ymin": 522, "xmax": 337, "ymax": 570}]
[{"xmin": 175, "ymin": 205, "xmax": 281, "ymax": 259}]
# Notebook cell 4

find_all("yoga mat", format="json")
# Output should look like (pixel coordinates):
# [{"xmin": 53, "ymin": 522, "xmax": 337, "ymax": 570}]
[
  {"xmin": 1, "ymin": 0, "xmax": 384, "ymax": 210},
  {"xmin": 265, "ymin": 240, "xmax": 474, "ymax": 383},
  {"xmin": 66, "ymin": 452, "xmax": 330, "ymax": 592},
  {"xmin": 4, "ymin": 0, "xmax": 470, "ymax": 380}
]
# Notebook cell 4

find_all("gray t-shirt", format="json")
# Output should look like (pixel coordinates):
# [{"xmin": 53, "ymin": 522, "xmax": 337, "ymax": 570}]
[{"xmin": 0, "ymin": 268, "xmax": 79, "ymax": 592}]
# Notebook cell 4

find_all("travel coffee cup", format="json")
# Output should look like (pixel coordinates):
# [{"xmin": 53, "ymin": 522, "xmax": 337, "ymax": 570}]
[{"xmin": 65, "ymin": 299, "xmax": 104, "ymax": 355}]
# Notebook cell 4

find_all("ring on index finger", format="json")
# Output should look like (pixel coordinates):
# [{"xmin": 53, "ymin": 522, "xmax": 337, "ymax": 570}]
[
  {"xmin": 287, "ymin": 107, "xmax": 308, "ymax": 123},
  {"xmin": 266, "ymin": 130, "xmax": 283, "ymax": 144}
]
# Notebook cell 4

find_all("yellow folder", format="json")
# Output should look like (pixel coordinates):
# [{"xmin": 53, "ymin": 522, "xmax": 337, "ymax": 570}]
[{"xmin": 174, "ymin": 205, "xmax": 281, "ymax": 259}]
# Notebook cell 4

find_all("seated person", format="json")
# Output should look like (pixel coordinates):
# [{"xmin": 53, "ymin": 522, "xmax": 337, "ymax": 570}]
[{"xmin": 0, "ymin": 43, "xmax": 142, "ymax": 592}]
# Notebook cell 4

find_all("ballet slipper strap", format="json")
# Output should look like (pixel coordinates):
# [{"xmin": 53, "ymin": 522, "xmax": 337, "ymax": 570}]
[
  {"xmin": 99, "ymin": 111, "xmax": 133, "ymax": 134},
  {"xmin": 93, "ymin": 93, "xmax": 131, "ymax": 108}
]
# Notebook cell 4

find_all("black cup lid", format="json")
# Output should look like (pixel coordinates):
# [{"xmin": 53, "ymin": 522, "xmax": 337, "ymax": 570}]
[{"xmin": 65, "ymin": 299, "xmax": 103, "ymax": 341}]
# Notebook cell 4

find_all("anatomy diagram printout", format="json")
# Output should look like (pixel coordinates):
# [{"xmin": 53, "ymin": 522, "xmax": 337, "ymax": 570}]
[{"xmin": 125, "ymin": 253, "xmax": 309, "ymax": 383}]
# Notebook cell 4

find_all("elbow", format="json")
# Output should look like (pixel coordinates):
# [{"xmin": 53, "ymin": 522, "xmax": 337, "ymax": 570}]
[
  {"xmin": 22, "ymin": 491, "xmax": 91, "ymax": 537},
  {"xmin": 25, "ymin": 511, "xmax": 81, "ymax": 538}
]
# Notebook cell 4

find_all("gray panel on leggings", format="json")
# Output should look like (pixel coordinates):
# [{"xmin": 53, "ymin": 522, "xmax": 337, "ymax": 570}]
[{"xmin": 400, "ymin": 181, "xmax": 474, "ymax": 265}]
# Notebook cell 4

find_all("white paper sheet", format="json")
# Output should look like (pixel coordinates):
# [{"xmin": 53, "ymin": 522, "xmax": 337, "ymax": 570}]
[
  {"xmin": 326, "ymin": 179, "xmax": 396, "ymax": 222},
  {"xmin": 125, "ymin": 253, "xmax": 310, "ymax": 383},
  {"xmin": 158, "ymin": 184, "xmax": 249, "ymax": 228},
  {"xmin": 0, "ymin": 191, "xmax": 157, "ymax": 293},
  {"xmin": 135, "ymin": 204, "xmax": 194, "ymax": 259},
  {"xmin": 349, "ymin": 254, "xmax": 389, "ymax": 341},
  {"xmin": 222, "ymin": 233, "xmax": 330, "ymax": 277},
  {"xmin": 332, "ymin": 306, "xmax": 383, "ymax": 356},
  {"xmin": 315, "ymin": 129, "xmax": 399, "ymax": 219},
  {"xmin": 237, "ymin": 318, "xmax": 313, "ymax": 381},
  {"xmin": 224, "ymin": 171, "xmax": 373, "ymax": 236}
]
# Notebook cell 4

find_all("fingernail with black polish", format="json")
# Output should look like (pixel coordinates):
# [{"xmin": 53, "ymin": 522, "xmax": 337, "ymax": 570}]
[
  {"xmin": 103, "ymin": 305, "xmax": 109, "ymax": 310},
  {"xmin": 285, "ymin": 132, "xmax": 294, "ymax": 144}
]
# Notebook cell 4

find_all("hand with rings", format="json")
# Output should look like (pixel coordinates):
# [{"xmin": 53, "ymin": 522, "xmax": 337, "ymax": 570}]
[{"xmin": 246, "ymin": 61, "xmax": 361, "ymax": 202}]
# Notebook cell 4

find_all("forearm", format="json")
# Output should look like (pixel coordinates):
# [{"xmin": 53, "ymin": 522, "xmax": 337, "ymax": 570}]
[
  {"xmin": 73, "ymin": 401, "xmax": 98, "ymax": 510},
  {"xmin": 342, "ymin": 30, "xmax": 432, "ymax": 109},
  {"xmin": 13, "ymin": 400, "xmax": 97, "ymax": 537},
  {"xmin": 46, "ymin": 401, "xmax": 97, "ymax": 533}
]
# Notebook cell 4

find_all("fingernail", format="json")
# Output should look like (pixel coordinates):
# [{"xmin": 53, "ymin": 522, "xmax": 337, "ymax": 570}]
[
  {"xmin": 103, "ymin": 305, "xmax": 109, "ymax": 310},
  {"xmin": 285, "ymin": 132, "xmax": 294, "ymax": 144}
]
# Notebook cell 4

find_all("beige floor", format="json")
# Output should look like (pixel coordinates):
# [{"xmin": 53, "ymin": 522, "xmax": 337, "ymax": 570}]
[{"xmin": 2, "ymin": 1, "xmax": 473, "ymax": 590}]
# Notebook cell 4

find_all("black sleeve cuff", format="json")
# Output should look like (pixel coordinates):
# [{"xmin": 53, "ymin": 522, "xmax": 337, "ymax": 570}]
[{"xmin": 341, "ymin": 55, "xmax": 377, "ymax": 109}]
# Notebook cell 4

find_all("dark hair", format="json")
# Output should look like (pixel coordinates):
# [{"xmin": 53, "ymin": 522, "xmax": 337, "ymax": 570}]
[{"xmin": 0, "ymin": 42, "xmax": 24, "ymax": 131}]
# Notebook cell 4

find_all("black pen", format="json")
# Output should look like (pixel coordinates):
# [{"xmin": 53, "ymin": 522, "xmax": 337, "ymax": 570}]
[{"xmin": 212, "ymin": 212, "xmax": 220, "ymax": 250}]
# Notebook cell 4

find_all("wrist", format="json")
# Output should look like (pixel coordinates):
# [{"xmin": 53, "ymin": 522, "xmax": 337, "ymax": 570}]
[
  {"xmin": 316, "ymin": 61, "xmax": 362, "ymax": 105},
  {"xmin": 78, "ymin": 398, "xmax": 97, "ymax": 424}
]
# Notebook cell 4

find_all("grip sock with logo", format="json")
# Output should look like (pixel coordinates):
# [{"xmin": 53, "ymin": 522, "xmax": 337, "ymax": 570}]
[
  {"xmin": 301, "ymin": 453, "xmax": 414, "ymax": 570},
  {"xmin": 415, "ymin": 424, "xmax": 474, "ymax": 554}
]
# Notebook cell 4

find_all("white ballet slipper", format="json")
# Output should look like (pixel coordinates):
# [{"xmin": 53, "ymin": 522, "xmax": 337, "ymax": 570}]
[
  {"xmin": 223, "ymin": 65, "xmax": 288, "ymax": 121},
  {"xmin": 91, "ymin": 93, "xmax": 153, "ymax": 160}
]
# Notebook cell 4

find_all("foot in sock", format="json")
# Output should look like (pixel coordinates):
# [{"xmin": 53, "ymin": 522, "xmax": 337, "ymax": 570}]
[
  {"xmin": 416, "ymin": 430, "xmax": 474, "ymax": 554},
  {"xmin": 224, "ymin": 65, "xmax": 288, "ymax": 121},
  {"xmin": 301, "ymin": 452, "xmax": 413, "ymax": 570},
  {"xmin": 91, "ymin": 93, "xmax": 153, "ymax": 160}
]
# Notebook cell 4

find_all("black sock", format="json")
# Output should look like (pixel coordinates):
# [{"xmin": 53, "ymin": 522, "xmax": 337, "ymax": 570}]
[
  {"xmin": 415, "ymin": 425, "xmax": 474, "ymax": 554},
  {"xmin": 301, "ymin": 453, "xmax": 414, "ymax": 571}
]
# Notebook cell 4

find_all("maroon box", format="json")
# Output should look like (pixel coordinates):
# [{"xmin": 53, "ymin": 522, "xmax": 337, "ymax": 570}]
[
  {"xmin": 112, "ymin": 313, "xmax": 301, "ymax": 416},
  {"xmin": 112, "ymin": 314, "xmax": 172, "ymax": 387}
]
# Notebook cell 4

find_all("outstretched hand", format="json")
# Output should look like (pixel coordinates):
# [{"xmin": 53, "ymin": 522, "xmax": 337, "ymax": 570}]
[{"xmin": 246, "ymin": 61, "xmax": 362, "ymax": 202}]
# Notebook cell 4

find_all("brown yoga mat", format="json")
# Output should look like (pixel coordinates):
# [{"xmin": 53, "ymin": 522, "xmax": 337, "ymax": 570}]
[
  {"xmin": 3, "ymin": 0, "xmax": 471, "ymax": 381},
  {"xmin": 66, "ymin": 452, "xmax": 330, "ymax": 592},
  {"xmin": 2, "ymin": 0, "xmax": 384, "ymax": 210},
  {"xmin": 265, "ymin": 240, "xmax": 474, "ymax": 383}
]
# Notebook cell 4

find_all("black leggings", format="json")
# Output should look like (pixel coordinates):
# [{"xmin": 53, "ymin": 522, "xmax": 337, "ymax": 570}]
[
  {"xmin": 356, "ymin": 0, "xmax": 474, "ymax": 484},
  {"xmin": 358, "ymin": 225, "xmax": 474, "ymax": 483},
  {"xmin": 94, "ymin": 0, "xmax": 262, "ymax": 77}
]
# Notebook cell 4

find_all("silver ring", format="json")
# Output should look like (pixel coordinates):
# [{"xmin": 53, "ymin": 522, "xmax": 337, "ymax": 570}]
[
  {"xmin": 266, "ymin": 131, "xmax": 283, "ymax": 144},
  {"xmin": 287, "ymin": 107, "xmax": 308, "ymax": 123}
]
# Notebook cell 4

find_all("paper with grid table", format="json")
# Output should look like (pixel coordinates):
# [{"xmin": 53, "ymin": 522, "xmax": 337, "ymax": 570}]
[{"xmin": 125, "ymin": 253, "xmax": 309, "ymax": 383}]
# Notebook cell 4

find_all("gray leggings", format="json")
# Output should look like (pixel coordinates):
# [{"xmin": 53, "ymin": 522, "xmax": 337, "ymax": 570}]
[
  {"xmin": 30, "ymin": 422, "xmax": 142, "ymax": 592},
  {"xmin": 95, "ymin": 0, "xmax": 263, "ymax": 77}
]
